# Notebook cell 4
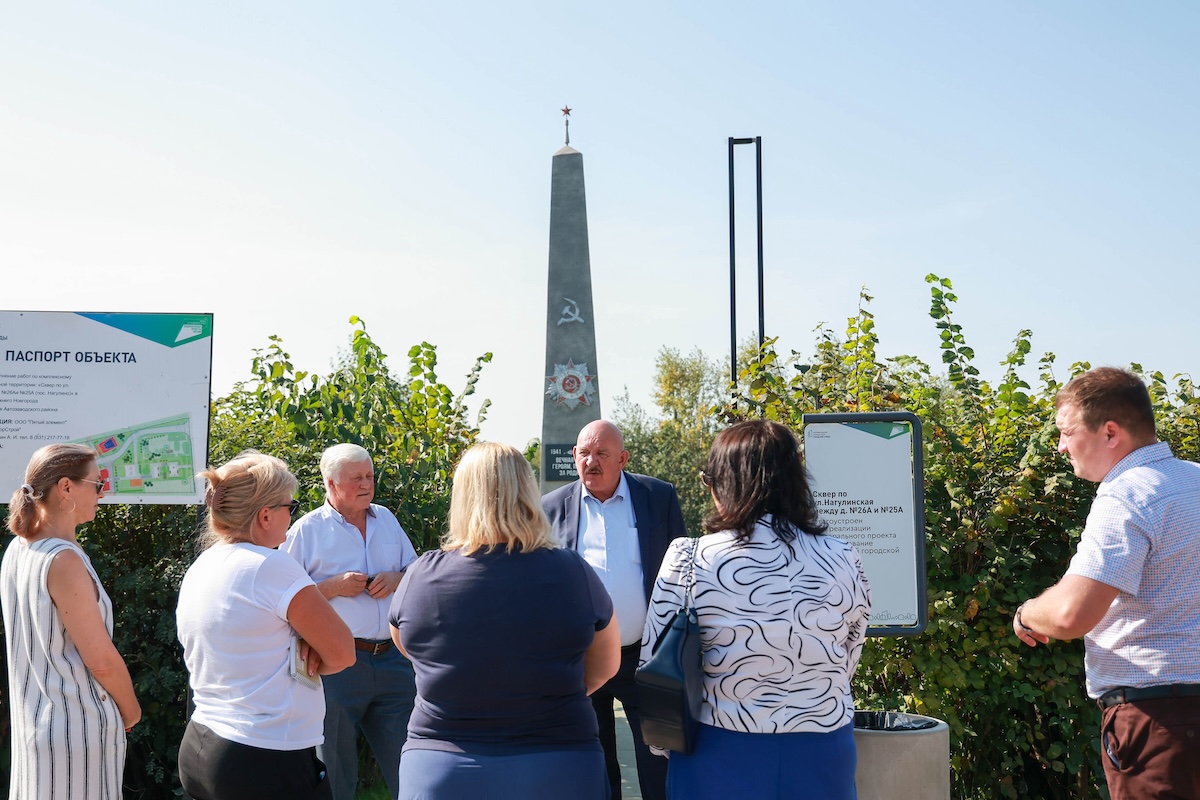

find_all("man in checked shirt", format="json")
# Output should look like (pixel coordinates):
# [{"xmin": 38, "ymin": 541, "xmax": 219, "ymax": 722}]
[{"xmin": 1014, "ymin": 367, "xmax": 1200, "ymax": 799}]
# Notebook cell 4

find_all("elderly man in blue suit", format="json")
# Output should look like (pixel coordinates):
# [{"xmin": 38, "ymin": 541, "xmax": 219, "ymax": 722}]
[{"xmin": 542, "ymin": 419, "xmax": 687, "ymax": 800}]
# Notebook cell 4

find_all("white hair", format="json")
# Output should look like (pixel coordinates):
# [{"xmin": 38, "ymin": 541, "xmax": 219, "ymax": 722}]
[{"xmin": 320, "ymin": 443, "xmax": 373, "ymax": 484}]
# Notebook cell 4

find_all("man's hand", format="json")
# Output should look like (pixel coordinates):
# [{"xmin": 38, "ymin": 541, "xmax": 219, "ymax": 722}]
[
  {"xmin": 319, "ymin": 571, "xmax": 369, "ymax": 599},
  {"xmin": 365, "ymin": 570, "xmax": 404, "ymax": 599},
  {"xmin": 1014, "ymin": 577, "xmax": 1119, "ymax": 645},
  {"xmin": 1013, "ymin": 604, "xmax": 1050, "ymax": 648}
]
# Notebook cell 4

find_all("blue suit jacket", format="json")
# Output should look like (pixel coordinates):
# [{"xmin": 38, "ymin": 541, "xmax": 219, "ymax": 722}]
[{"xmin": 542, "ymin": 472, "xmax": 688, "ymax": 600}]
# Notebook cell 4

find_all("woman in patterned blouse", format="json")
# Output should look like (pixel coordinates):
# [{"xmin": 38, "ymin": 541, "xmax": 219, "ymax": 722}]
[{"xmin": 641, "ymin": 419, "xmax": 872, "ymax": 800}]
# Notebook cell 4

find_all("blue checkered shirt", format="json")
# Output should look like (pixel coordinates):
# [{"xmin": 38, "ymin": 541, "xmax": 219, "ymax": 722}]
[{"xmin": 1066, "ymin": 442, "xmax": 1200, "ymax": 697}]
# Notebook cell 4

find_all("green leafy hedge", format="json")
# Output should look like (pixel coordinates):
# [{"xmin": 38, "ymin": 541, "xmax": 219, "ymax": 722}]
[
  {"xmin": 2, "ymin": 291, "xmax": 1195, "ymax": 799},
  {"xmin": 726, "ymin": 276, "xmax": 1198, "ymax": 798}
]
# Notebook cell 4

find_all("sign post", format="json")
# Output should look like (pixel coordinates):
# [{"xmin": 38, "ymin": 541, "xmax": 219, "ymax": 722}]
[{"xmin": 802, "ymin": 412, "xmax": 926, "ymax": 636}]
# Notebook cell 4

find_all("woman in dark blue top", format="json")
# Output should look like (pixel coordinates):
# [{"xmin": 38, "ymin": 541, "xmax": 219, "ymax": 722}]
[{"xmin": 389, "ymin": 442, "xmax": 619, "ymax": 800}]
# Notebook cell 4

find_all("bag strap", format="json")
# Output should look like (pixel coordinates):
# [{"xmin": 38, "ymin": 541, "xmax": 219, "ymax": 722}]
[{"xmin": 681, "ymin": 537, "xmax": 698, "ymax": 611}]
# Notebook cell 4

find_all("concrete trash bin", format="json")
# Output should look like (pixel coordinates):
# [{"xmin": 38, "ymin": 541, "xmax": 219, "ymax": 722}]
[{"xmin": 853, "ymin": 711, "xmax": 950, "ymax": 800}]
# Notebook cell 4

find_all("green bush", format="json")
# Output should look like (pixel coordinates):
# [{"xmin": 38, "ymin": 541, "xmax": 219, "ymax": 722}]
[{"xmin": 725, "ymin": 276, "xmax": 1198, "ymax": 798}]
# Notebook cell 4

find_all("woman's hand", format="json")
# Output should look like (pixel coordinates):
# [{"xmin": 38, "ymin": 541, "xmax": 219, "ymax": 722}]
[
  {"xmin": 121, "ymin": 699, "xmax": 142, "ymax": 732},
  {"xmin": 298, "ymin": 637, "xmax": 325, "ymax": 677},
  {"xmin": 288, "ymin": 586, "xmax": 355, "ymax": 675}
]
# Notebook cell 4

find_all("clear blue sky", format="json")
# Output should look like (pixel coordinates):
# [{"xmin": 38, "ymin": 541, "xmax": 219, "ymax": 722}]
[{"xmin": 3, "ymin": 2, "xmax": 1197, "ymax": 448}]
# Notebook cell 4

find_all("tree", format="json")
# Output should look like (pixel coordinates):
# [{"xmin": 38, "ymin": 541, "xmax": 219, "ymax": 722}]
[
  {"xmin": 212, "ymin": 316, "xmax": 492, "ymax": 552},
  {"xmin": 613, "ymin": 347, "xmax": 726, "ymax": 534}
]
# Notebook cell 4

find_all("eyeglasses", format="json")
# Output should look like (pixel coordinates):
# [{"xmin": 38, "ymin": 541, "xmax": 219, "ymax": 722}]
[
  {"xmin": 270, "ymin": 500, "xmax": 301, "ymax": 516},
  {"xmin": 699, "ymin": 471, "xmax": 713, "ymax": 488},
  {"xmin": 81, "ymin": 478, "xmax": 106, "ymax": 495}
]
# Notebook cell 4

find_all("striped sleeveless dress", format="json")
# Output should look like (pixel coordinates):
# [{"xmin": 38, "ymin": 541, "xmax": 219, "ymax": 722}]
[{"xmin": 1, "ymin": 536, "xmax": 126, "ymax": 800}]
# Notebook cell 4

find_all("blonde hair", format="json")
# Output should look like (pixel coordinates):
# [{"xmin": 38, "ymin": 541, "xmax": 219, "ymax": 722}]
[
  {"xmin": 6, "ymin": 443, "xmax": 97, "ymax": 539},
  {"xmin": 444, "ymin": 442, "xmax": 556, "ymax": 555},
  {"xmin": 199, "ymin": 450, "xmax": 297, "ymax": 549}
]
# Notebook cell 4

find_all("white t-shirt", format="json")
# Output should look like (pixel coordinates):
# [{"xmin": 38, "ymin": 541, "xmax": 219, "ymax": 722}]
[{"xmin": 176, "ymin": 542, "xmax": 323, "ymax": 750}]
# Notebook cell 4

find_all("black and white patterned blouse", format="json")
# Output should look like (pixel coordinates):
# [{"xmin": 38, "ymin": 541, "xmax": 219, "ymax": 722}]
[{"xmin": 640, "ymin": 517, "xmax": 871, "ymax": 734}]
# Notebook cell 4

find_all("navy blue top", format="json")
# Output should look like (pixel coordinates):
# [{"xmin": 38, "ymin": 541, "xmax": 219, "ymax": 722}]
[{"xmin": 389, "ymin": 546, "xmax": 613, "ymax": 754}]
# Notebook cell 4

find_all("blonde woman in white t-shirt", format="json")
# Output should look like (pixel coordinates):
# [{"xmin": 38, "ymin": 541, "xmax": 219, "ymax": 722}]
[{"xmin": 176, "ymin": 451, "xmax": 355, "ymax": 800}]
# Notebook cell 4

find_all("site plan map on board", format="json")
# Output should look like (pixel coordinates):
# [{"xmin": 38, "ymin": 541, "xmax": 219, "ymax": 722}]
[{"xmin": 71, "ymin": 412, "xmax": 196, "ymax": 496}]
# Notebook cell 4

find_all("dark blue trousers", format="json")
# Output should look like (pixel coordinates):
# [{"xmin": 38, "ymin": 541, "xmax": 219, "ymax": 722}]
[
  {"xmin": 398, "ymin": 747, "xmax": 606, "ymax": 800},
  {"xmin": 667, "ymin": 722, "xmax": 857, "ymax": 800}
]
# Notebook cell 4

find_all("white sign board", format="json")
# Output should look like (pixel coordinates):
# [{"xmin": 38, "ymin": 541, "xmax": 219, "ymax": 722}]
[
  {"xmin": 803, "ymin": 413, "xmax": 926, "ymax": 636},
  {"xmin": 0, "ymin": 311, "xmax": 212, "ymax": 504}
]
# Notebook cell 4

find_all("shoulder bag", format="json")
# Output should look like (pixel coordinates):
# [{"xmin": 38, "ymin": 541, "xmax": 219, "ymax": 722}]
[{"xmin": 635, "ymin": 536, "xmax": 703, "ymax": 754}]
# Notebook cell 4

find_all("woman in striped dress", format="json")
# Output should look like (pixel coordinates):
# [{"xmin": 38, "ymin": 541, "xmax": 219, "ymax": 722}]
[
  {"xmin": 1, "ymin": 443, "xmax": 141, "ymax": 800},
  {"xmin": 641, "ymin": 419, "xmax": 872, "ymax": 800}
]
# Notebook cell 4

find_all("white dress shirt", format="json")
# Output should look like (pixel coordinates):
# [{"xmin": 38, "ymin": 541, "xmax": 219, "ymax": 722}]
[
  {"xmin": 577, "ymin": 473, "xmax": 645, "ymax": 646},
  {"xmin": 282, "ymin": 501, "xmax": 417, "ymax": 640}
]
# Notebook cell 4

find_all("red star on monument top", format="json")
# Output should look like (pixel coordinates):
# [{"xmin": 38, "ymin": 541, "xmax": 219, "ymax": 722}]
[{"xmin": 561, "ymin": 105, "xmax": 572, "ymax": 116}]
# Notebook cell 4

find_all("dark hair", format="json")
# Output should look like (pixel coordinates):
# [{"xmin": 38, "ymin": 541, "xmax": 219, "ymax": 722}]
[
  {"xmin": 702, "ymin": 419, "xmax": 827, "ymax": 545},
  {"xmin": 6, "ymin": 443, "xmax": 97, "ymax": 539},
  {"xmin": 1056, "ymin": 367, "xmax": 1156, "ymax": 442}
]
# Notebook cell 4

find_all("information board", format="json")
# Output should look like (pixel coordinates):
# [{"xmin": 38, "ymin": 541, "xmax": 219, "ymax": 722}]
[
  {"xmin": 802, "ymin": 412, "xmax": 927, "ymax": 636},
  {"xmin": 0, "ymin": 311, "xmax": 213, "ymax": 504}
]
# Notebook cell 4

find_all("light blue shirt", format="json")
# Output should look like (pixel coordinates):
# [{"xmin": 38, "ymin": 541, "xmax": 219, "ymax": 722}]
[
  {"xmin": 577, "ymin": 473, "xmax": 645, "ymax": 646},
  {"xmin": 1066, "ymin": 442, "xmax": 1200, "ymax": 697}
]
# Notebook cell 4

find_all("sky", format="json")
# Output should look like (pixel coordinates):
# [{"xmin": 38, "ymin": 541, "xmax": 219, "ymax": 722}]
[{"xmin": 3, "ymin": 2, "xmax": 1198, "ymax": 449}]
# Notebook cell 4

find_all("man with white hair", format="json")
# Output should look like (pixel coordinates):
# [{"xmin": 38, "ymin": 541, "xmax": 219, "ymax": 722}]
[{"xmin": 283, "ymin": 443, "xmax": 417, "ymax": 800}]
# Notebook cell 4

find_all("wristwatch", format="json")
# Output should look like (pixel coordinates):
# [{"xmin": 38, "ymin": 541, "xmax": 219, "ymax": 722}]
[{"xmin": 1015, "ymin": 603, "xmax": 1034, "ymax": 633}]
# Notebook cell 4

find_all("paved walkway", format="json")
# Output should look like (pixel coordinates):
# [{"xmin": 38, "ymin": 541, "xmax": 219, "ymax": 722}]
[{"xmin": 614, "ymin": 702, "xmax": 643, "ymax": 800}]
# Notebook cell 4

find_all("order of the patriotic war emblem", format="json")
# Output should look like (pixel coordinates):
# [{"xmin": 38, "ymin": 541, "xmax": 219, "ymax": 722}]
[{"xmin": 546, "ymin": 359, "xmax": 596, "ymax": 410}]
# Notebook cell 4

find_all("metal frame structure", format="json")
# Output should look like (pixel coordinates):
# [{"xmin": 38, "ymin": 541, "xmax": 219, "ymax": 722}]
[{"xmin": 727, "ymin": 136, "xmax": 763, "ymax": 389}]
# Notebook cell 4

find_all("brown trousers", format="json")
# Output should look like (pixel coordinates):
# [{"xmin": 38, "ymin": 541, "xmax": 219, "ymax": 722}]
[{"xmin": 1100, "ymin": 695, "xmax": 1200, "ymax": 799}]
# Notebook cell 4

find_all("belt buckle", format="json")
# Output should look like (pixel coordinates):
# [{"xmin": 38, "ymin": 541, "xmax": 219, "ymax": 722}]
[{"xmin": 371, "ymin": 641, "xmax": 387, "ymax": 656}]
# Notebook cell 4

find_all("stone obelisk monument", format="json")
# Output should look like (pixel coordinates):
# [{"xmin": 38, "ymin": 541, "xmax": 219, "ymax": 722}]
[{"xmin": 541, "ymin": 106, "xmax": 601, "ymax": 493}]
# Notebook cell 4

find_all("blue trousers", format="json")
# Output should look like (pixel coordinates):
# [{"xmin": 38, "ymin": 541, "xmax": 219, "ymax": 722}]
[
  {"xmin": 398, "ymin": 746, "xmax": 607, "ymax": 800},
  {"xmin": 319, "ymin": 646, "xmax": 416, "ymax": 800},
  {"xmin": 667, "ymin": 722, "xmax": 857, "ymax": 800}
]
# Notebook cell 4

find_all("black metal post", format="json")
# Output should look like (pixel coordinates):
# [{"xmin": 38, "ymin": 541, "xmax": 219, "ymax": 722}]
[
  {"xmin": 728, "ymin": 136, "xmax": 763, "ymax": 392},
  {"xmin": 755, "ymin": 136, "xmax": 764, "ymax": 352},
  {"xmin": 728, "ymin": 138, "xmax": 739, "ymax": 389}
]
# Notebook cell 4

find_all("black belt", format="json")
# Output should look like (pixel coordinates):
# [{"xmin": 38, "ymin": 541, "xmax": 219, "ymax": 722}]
[
  {"xmin": 1097, "ymin": 684, "xmax": 1200, "ymax": 708},
  {"xmin": 621, "ymin": 643, "xmax": 641, "ymax": 654},
  {"xmin": 353, "ymin": 638, "xmax": 392, "ymax": 656}
]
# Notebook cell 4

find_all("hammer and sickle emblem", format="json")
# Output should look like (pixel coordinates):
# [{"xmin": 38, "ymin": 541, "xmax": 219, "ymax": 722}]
[{"xmin": 556, "ymin": 297, "xmax": 584, "ymax": 326}]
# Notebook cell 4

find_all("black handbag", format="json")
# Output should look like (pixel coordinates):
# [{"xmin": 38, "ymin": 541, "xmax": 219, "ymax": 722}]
[{"xmin": 635, "ymin": 538, "xmax": 702, "ymax": 754}]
